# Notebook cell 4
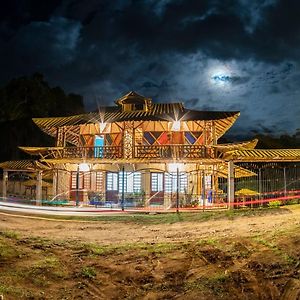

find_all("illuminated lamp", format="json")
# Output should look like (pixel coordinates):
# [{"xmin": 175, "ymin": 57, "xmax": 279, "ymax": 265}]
[
  {"xmin": 168, "ymin": 163, "xmax": 184, "ymax": 173},
  {"xmin": 171, "ymin": 120, "xmax": 181, "ymax": 131},
  {"xmin": 99, "ymin": 122, "xmax": 106, "ymax": 133},
  {"xmin": 79, "ymin": 163, "xmax": 90, "ymax": 172}
]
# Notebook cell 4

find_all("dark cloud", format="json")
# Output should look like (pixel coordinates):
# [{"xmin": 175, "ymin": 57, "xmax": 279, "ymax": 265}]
[{"xmin": 0, "ymin": 0, "xmax": 299, "ymax": 136}]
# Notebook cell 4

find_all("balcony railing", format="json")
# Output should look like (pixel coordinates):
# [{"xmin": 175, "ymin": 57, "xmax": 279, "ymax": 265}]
[
  {"xmin": 53, "ymin": 146, "xmax": 123, "ymax": 159},
  {"xmin": 135, "ymin": 145, "xmax": 208, "ymax": 159},
  {"xmin": 47, "ymin": 145, "xmax": 209, "ymax": 160}
]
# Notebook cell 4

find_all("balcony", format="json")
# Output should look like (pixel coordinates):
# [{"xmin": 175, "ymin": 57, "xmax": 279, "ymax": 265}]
[
  {"xmin": 134, "ymin": 145, "xmax": 208, "ymax": 159},
  {"xmin": 49, "ymin": 146, "xmax": 123, "ymax": 159},
  {"xmin": 46, "ymin": 144, "xmax": 210, "ymax": 160}
]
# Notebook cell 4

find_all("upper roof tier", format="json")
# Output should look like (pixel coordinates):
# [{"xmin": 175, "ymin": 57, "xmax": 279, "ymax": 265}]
[
  {"xmin": 32, "ymin": 91, "xmax": 240, "ymax": 140},
  {"xmin": 34, "ymin": 91, "xmax": 240, "ymax": 123}
]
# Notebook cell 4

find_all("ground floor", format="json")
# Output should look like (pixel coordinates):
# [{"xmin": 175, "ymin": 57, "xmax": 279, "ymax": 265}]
[
  {"xmin": 52, "ymin": 162, "xmax": 227, "ymax": 208},
  {"xmin": 1, "ymin": 161, "xmax": 299, "ymax": 209}
]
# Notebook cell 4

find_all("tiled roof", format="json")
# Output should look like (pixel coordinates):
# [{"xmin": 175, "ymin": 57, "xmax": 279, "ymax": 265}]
[
  {"xmin": 0, "ymin": 160, "xmax": 49, "ymax": 171},
  {"xmin": 224, "ymin": 149, "xmax": 300, "ymax": 161}
]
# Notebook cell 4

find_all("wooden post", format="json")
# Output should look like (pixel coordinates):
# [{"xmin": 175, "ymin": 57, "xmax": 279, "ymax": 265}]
[
  {"xmin": 283, "ymin": 167, "xmax": 287, "ymax": 197},
  {"xmin": 227, "ymin": 161, "xmax": 234, "ymax": 209},
  {"xmin": 52, "ymin": 169, "xmax": 58, "ymax": 199},
  {"xmin": 202, "ymin": 170, "xmax": 206, "ymax": 210},
  {"xmin": 121, "ymin": 166, "xmax": 125, "ymax": 211},
  {"xmin": 176, "ymin": 167, "xmax": 179, "ymax": 213},
  {"xmin": 2, "ymin": 170, "xmax": 8, "ymax": 200},
  {"xmin": 76, "ymin": 165, "xmax": 80, "ymax": 207},
  {"xmin": 36, "ymin": 171, "xmax": 43, "ymax": 205}
]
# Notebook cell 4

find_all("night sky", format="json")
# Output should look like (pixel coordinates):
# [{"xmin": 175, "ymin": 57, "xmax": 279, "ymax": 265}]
[{"xmin": 1, "ymin": 0, "xmax": 300, "ymax": 137}]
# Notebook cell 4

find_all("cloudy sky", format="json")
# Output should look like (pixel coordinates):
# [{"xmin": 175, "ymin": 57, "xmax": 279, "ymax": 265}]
[{"xmin": 0, "ymin": 0, "xmax": 299, "ymax": 137}]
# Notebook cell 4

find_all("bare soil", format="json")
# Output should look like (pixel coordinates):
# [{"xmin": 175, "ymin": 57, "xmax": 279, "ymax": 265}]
[{"xmin": 0, "ymin": 206, "xmax": 299, "ymax": 299}]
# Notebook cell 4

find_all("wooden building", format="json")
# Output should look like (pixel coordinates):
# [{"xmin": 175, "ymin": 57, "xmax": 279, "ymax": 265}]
[{"xmin": 1, "ymin": 92, "xmax": 300, "ymax": 208}]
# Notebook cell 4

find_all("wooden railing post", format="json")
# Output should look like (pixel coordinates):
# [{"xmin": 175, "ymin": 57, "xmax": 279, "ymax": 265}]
[{"xmin": 2, "ymin": 170, "xmax": 8, "ymax": 200}]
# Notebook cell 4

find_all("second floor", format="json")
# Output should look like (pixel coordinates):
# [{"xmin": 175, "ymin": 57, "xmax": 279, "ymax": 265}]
[{"xmin": 22, "ymin": 92, "xmax": 241, "ymax": 161}]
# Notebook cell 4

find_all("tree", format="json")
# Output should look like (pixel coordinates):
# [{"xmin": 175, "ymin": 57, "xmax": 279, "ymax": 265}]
[{"xmin": 0, "ymin": 73, "xmax": 86, "ymax": 160}]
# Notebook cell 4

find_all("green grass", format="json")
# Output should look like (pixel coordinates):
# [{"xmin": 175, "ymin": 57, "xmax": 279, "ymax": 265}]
[
  {"xmin": 253, "ymin": 236, "xmax": 297, "ymax": 265},
  {"xmin": 0, "ymin": 230, "xmax": 19, "ymax": 239},
  {"xmin": 185, "ymin": 273, "xmax": 230, "ymax": 295},
  {"xmin": 30, "ymin": 205, "xmax": 294, "ymax": 225},
  {"xmin": 80, "ymin": 266, "xmax": 97, "ymax": 279},
  {"xmin": 78, "ymin": 241, "xmax": 181, "ymax": 257}
]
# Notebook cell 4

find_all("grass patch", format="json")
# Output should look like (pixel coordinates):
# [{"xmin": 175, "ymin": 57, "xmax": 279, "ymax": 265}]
[
  {"xmin": 0, "ymin": 230, "xmax": 19, "ymax": 239},
  {"xmin": 79, "ymin": 241, "xmax": 181, "ymax": 257},
  {"xmin": 253, "ymin": 236, "xmax": 296, "ymax": 265},
  {"xmin": 81, "ymin": 266, "xmax": 97, "ymax": 279},
  {"xmin": 197, "ymin": 238, "xmax": 218, "ymax": 246},
  {"xmin": 30, "ymin": 205, "xmax": 292, "ymax": 225},
  {"xmin": 0, "ymin": 240, "xmax": 19, "ymax": 260},
  {"xmin": 185, "ymin": 273, "xmax": 230, "ymax": 295}
]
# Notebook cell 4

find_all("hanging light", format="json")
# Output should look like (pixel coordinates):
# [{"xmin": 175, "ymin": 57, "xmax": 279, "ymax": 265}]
[
  {"xmin": 79, "ymin": 163, "xmax": 90, "ymax": 172},
  {"xmin": 168, "ymin": 163, "xmax": 184, "ymax": 172},
  {"xmin": 171, "ymin": 120, "xmax": 181, "ymax": 131},
  {"xmin": 99, "ymin": 122, "xmax": 106, "ymax": 133}
]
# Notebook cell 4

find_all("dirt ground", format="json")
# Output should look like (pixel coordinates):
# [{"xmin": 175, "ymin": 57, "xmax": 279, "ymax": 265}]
[{"xmin": 0, "ymin": 206, "xmax": 299, "ymax": 299}]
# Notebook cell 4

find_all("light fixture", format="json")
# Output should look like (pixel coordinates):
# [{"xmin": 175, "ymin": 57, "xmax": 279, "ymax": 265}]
[
  {"xmin": 99, "ymin": 122, "xmax": 106, "ymax": 133},
  {"xmin": 79, "ymin": 163, "xmax": 90, "ymax": 172},
  {"xmin": 168, "ymin": 163, "xmax": 184, "ymax": 172},
  {"xmin": 171, "ymin": 120, "xmax": 181, "ymax": 131}
]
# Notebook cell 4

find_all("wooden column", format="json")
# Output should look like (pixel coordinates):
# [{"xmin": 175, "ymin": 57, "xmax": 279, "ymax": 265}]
[
  {"xmin": 2, "ymin": 170, "xmax": 8, "ymax": 200},
  {"xmin": 36, "ymin": 171, "xmax": 43, "ymax": 204},
  {"xmin": 142, "ymin": 169, "xmax": 151, "ymax": 207},
  {"xmin": 52, "ymin": 169, "xmax": 58, "ymax": 199},
  {"xmin": 227, "ymin": 161, "xmax": 234, "ymax": 209}
]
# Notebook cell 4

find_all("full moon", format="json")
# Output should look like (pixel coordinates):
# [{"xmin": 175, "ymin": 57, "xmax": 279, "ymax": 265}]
[{"xmin": 208, "ymin": 65, "xmax": 233, "ymax": 88}]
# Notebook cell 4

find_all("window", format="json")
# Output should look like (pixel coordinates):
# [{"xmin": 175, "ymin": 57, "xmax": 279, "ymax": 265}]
[
  {"xmin": 107, "ymin": 172, "xmax": 118, "ymax": 191},
  {"xmin": 165, "ymin": 172, "xmax": 188, "ymax": 193},
  {"xmin": 151, "ymin": 173, "xmax": 164, "ymax": 192},
  {"xmin": 119, "ymin": 172, "xmax": 141, "ymax": 193},
  {"xmin": 94, "ymin": 135, "xmax": 104, "ymax": 158},
  {"xmin": 70, "ymin": 172, "xmax": 90, "ymax": 190},
  {"xmin": 95, "ymin": 172, "xmax": 103, "ymax": 191},
  {"xmin": 134, "ymin": 103, "xmax": 144, "ymax": 110}
]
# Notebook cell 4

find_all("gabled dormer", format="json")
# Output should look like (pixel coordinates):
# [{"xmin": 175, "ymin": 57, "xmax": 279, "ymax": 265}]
[{"xmin": 115, "ymin": 91, "xmax": 152, "ymax": 112}]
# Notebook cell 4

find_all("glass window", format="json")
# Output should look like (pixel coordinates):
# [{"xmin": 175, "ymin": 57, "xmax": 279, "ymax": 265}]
[
  {"xmin": 119, "ymin": 172, "xmax": 141, "ymax": 193},
  {"xmin": 165, "ymin": 172, "xmax": 187, "ymax": 193},
  {"xmin": 107, "ymin": 172, "xmax": 118, "ymax": 191},
  {"xmin": 151, "ymin": 173, "xmax": 164, "ymax": 192}
]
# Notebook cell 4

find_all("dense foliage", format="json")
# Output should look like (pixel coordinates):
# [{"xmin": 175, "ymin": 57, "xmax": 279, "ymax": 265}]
[{"xmin": 0, "ymin": 73, "xmax": 85, "ymax": 160}]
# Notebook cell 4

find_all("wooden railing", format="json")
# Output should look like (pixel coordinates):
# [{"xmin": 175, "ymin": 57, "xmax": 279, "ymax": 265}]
[
  {"xmin": 134, "ymin": 145, "xmax": 208, "ymax": 159},
  {"xmin": 48, "ymin": 146, "xmax": 123, "ymax": 159},
  {"xmin": 47, "ymin": 145, "xmax": 209, "ymax": 160}
]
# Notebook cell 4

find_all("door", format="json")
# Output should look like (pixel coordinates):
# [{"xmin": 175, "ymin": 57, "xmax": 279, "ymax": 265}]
[
  {"xmin": 106, "ymin": 172, "xmax": 119, "ymax": 202},
  {"xmin": 150, "ymin": 172, "xmax": 164, "ymax": 205},
  {"xmin": 94, "ymin": 135, "xmax": 104, "ymax": 158}
]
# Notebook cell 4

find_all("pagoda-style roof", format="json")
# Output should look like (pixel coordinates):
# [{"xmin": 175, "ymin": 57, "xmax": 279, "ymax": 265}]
[
  {"xmin": 224, "ymin": 149, "xmax": 300, "ymax": 162},
  {"xmin": 32, "ymin": 91, "xmax": 240, "ymax": 144}
]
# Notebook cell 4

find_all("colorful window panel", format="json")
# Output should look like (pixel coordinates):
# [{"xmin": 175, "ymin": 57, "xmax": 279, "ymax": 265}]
[
  {"xmin": 184, "ymin": 131, "xmax": 203, "ymax": 144},
  {"xmin": 143, "ymin": 132, "xmax": 156, "ymax": 145}
]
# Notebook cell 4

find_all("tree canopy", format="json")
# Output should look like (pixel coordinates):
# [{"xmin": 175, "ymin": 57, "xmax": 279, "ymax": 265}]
[
  {"xmin": 0, "ymin": 73, "xmax": 85, "ymax": 160},
  {"xmin": 0, "ymin": 73, "xmax": 84, "ymax": 121}
]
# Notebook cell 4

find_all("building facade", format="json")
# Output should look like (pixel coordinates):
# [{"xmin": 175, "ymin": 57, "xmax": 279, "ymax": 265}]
[{"xmin": 1, "ymin": 92, "xmax": 300, "ymax": 208}]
